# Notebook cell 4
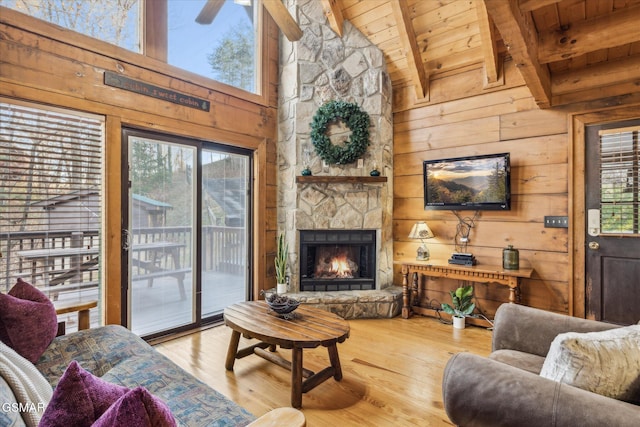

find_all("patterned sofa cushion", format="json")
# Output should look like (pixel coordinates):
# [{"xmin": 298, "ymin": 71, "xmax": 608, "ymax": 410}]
[{"xmin": 36, "ymin": 325, "xmax": 255, "ymax": 427}]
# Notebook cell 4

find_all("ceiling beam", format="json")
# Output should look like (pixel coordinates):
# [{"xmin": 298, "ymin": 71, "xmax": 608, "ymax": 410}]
[
  {"xmin": 484, "ymin": 0, "xmax": 551, "ymax": 108},
  {"xmin": 195, "ymin": 0, "xmax": 224, "ymax": 25},
  {"xmin": 320, "ymin": 0, "xmax": 344, "ymax": 37},
  {"xmin": 263, "ymin": 0, "xmax": 303, "ymax": 42},
  {"xmin": 475, "ymin": 1, "xmax": 503, "ymax": 88},
  {"xmin": 390, "ymin": 0, "xmax": 429, "ymax": 100},
  {"xmin": 552, "ymin": 55, "xmax": 640, "ymax": 96},
  {"xmin": 538, "ymin": 4, "xmax": 640, "ymax": 64},
  {"xmin": 518, "ymin": 0, "xmax": 562, "ymax": 13}
]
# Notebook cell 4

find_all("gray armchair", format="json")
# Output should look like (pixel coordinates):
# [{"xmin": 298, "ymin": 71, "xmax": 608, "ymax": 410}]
[{"xmin": 442, "ymin": 304, "xmax": 640, "ymax": 426}]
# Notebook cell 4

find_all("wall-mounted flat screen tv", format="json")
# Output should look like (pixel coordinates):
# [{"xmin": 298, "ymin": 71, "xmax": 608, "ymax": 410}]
[{"xmin": 423, "ymin": 153, "xmax": 511, "ymax": 210}]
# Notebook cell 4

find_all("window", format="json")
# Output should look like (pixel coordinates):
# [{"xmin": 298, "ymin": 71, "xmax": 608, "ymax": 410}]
[
  {"xmin": 168, "ymin": 0, "xmax": 260, "ymax": 93},
  {"xmin": 1, "ymin": 0, "xmax": 263, "ymax": 95},
  {"xmin": 0, "ymin": 100, "xmax": 104, "ymax": 332},
  {"xmin": 599, "ymin": 126, "xmax": 640, "ymax": 234},
  {"xmin": 0, "ymin": 0, "xmax": 142, "ymax": 52}
]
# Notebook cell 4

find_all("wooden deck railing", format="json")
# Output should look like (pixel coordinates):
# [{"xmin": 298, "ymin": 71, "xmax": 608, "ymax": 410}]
[{"xmin": 1, "ymin": 226, "xmax": 246, "ymax": 295}]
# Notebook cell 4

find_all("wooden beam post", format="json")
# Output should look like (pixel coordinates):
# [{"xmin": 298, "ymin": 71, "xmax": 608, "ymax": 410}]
[
  {"xmin": 484, "ymin": 0, "xmax": 551, "ymax": 108},
  {"xmin": 390, "ymin": 0, "xmax": 429, "ymax": 101},
  {"xmin": 320, "ymin": 0, "xmax": 344, "ymax": 37}
]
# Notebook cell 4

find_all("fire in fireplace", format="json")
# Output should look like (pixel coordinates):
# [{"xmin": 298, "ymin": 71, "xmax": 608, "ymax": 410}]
[
  {"xmin": 315, "ymin": 246, "xmax": 359, "ymax": 278},
  {"xmin": 299, "ymin": 230, "xmax": 376, "ymax": 291}
]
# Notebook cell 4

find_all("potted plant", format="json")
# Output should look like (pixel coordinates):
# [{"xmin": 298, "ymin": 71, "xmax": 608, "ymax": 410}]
[
  {"xmin": 441, "ymin": 285, "xmax": 475, "ymax": 329},
  {"xmin": 274, "ymin": 233, "xmax": 288, "ymax": 294}
]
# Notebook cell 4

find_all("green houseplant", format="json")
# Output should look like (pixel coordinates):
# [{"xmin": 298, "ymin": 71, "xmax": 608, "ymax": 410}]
[
  {"xmin": 441, "ymin": 285, "xmax": 475, "ymax": 329},
  {"xmin": 274, "ymin": 233, "xmax": 288, "ymax": 293}
]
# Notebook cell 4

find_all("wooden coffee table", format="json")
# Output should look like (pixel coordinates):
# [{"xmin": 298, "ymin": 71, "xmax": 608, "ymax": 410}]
[{"xmin": 224, "ymin": 301, "xmax": 350, "ymax": 408}]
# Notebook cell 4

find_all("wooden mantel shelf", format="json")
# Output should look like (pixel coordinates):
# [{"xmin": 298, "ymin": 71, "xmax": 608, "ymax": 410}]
[{"xmin": 295, "ymin": 176, "xmax": 387, "ymax": 184}]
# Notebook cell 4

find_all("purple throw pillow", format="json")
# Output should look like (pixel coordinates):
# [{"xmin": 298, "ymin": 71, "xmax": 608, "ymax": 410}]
[
  {"xmin": 39, "ymin": 360, "xmax": 129, "ymax": 427},
  {"xmin": 0, "ymin": 278, "xmax": 58, "ymax": 363},
  {"xmin": 92, "ymin": 387, "xmax": 177, "ymax": 427}
]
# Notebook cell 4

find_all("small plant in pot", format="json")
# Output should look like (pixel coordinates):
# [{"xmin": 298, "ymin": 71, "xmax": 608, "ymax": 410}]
[
  {"xmin": 274, "ymin": 233, "xmax": 288, "ymax": 294},
  {"xmin": 441, "ymin": 285, "xmax": 475, "ymax": 329}
]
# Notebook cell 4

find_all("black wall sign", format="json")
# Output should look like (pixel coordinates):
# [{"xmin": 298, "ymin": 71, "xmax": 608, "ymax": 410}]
[{"xmin": 104, "ymin": 71, "xmax": 210, "ymax": 112}]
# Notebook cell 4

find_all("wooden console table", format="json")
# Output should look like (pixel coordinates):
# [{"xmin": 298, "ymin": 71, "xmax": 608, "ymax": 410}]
[{"xmin": 396, "ymin": 258, "xmax": 533, "ymax": 319}]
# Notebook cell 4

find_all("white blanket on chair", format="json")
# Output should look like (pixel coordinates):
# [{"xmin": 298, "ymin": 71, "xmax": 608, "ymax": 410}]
[{"xmin": 0, "ymin": 341, "xmax": 53, "ymax": 427}]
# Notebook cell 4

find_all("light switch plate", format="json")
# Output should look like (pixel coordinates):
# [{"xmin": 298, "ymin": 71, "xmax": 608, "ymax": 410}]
[{"xmin": 544, "ymin": 216, "xmax": 568, "ymax": 228}]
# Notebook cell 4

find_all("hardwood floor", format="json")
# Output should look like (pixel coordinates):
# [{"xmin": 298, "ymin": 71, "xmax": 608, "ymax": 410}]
[{"xmin": 154, "ymin": 314, "xmax": 493, "ymax": 426}]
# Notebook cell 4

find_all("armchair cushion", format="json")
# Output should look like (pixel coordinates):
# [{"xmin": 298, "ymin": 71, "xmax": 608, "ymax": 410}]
[
  {"xmin": 489, "ymin": 349, "xmax": 545, "ymax": 375},
  {"xmin": 540, "ymin": 325, "xmax": 640, "ymax": 404}
]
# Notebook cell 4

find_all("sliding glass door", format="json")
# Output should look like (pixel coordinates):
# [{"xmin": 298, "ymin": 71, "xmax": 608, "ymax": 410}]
[
  {"xmin": 201, "ymin": 149, "xmax": 250, "ymax": 317},
  {"xmin": 123, "ymin": 129, "xmax": 251, "ymax": 338}
]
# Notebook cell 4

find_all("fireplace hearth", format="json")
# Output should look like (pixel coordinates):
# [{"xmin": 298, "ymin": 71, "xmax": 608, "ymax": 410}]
[{"xmin": 299, "ymin": 230, "xmax": 376, "ymax": 292}]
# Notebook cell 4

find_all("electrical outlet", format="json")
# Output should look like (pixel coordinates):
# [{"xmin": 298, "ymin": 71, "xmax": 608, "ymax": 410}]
[
  {"xmin": 544, "ymin": 216, "xmax": 568, "ymax": 228},
  {"xmin": 357, "ymin": 158, "xmax": 364, "ymax": 168}
]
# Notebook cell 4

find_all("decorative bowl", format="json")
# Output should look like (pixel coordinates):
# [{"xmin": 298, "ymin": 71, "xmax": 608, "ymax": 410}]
[{"xmin": 265, "ymin": 294, "xmax": 300, "ymax": 317}]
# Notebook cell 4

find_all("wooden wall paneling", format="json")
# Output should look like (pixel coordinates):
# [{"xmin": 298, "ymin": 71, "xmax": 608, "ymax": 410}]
[
  {"xmin": 393, "ymin": 71, "xmax": 571, "ymax": 315},
  {"xmin": 394, "ymin": 219, "xmax": 567, "ymax": 254},
  {"xmin": 512, "ymin": 163, "xmax": 568, "ymax": 195},
  {"xmin": 422, "ymin": 48, "xmax": 483, "ymax": 82},
  {"xmin": 392, "ymin": 57, "xmax": 526, "ymax": 112},
  {"xmin": 394, "ymin": 85, "xmax": 536, "ymax": 127},
  {"xmin": 552, "ymin": 79, "xmax": 640, "ymax": 107},
  {"xmin": 394, "ymin": 116, "xmax": 501, "ymax": 154},
  {"xmin": 394, "ymin": 134, "xmax": 568, "ymax": 177},
  {"xmin": 394, "ymin": 193, "xmax": 568, "ymax": 225},
  {"xmin": 499, "ymin": 109, "xmax": 569, "ymax": 140}
]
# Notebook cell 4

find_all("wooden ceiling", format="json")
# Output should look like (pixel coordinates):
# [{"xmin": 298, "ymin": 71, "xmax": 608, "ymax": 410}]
[{"xmin": 319, "ymin": 0, "xmax": 640, "ymax": 108}]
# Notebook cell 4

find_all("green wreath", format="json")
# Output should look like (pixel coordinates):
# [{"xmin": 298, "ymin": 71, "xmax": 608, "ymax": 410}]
[{"xmin": 310, "ymin": 100, "xmax": 370, "ymax": 165}]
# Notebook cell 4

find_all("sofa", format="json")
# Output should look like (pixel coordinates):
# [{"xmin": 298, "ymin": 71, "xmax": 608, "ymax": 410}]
[
  {"xmin": 2, "ymin": 323, "xmax": 303, "ymax": 427},
  {"xmin": 1, "ymin": 278, "xmax": 305, "ymax": 426},
  {"xmin": 442, "ymin": 304, "xmax": 640, "ymax": 427}
]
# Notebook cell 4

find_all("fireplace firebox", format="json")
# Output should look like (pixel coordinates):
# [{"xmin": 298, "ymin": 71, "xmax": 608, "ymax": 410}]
[{"xmin": 299, "ymin": 230, "xmax": 376, "ymax": 291}]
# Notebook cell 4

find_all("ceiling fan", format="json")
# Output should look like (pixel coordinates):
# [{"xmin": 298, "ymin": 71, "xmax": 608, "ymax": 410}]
[{"xmin": 196, "ymin": 0, "xmax": 303, "ymax": 42}]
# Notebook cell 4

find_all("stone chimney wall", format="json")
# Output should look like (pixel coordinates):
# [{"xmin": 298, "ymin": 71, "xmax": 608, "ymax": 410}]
[{"xmin": 278, "ymin": 0, "xmax": 393, "ymax": 291}]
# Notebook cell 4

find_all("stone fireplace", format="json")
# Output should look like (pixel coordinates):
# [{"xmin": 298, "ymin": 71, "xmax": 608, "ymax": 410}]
[
  {"xmin": 277, "ymin": 0, "xmax": 394, "ymax": 296},
  {"xmin": 299, "ymin": 229, "xmax": 376, "ymax": 291}
]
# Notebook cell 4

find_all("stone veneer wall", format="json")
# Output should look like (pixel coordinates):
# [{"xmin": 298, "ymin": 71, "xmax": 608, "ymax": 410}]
[{"xmin": 278, "ymin": 0, "xmax": 394, "ymax": 292}]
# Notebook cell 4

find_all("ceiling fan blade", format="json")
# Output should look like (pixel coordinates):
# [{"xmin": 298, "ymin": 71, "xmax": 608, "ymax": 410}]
[
  {"xmin": 262, "ymin": 0, "xmax": 303, "ymax": 41},
  {"xmin": 195, "ymin": 0, "xmax": 225, "ymax": 25}
]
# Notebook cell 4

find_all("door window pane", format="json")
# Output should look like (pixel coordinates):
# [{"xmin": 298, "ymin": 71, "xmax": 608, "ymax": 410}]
[
  {"xmin": 201, "ymin": 149, "xmax": 249, "ymax": 318},
  {"xmin": 128, "ymin": 137, "xmax": 196, "ymax": 336},
  {"xmin": 168, "ymin": 0, "xmax": 259, "ymax": 93},
  {"xmin": 599, "ymin": 127, "xmax": 640, "ymax": 234}
]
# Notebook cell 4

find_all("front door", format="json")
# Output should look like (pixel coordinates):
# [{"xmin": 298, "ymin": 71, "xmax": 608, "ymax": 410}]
[{"xmin": 585, "ymin": 120, "xmax": 640, "ymax": 325}]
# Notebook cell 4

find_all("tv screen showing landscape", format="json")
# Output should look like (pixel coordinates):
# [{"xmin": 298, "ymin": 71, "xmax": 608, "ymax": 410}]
[{"xmin": 423, "ymin": 153, "xmax": 511, "ymax": 210}]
